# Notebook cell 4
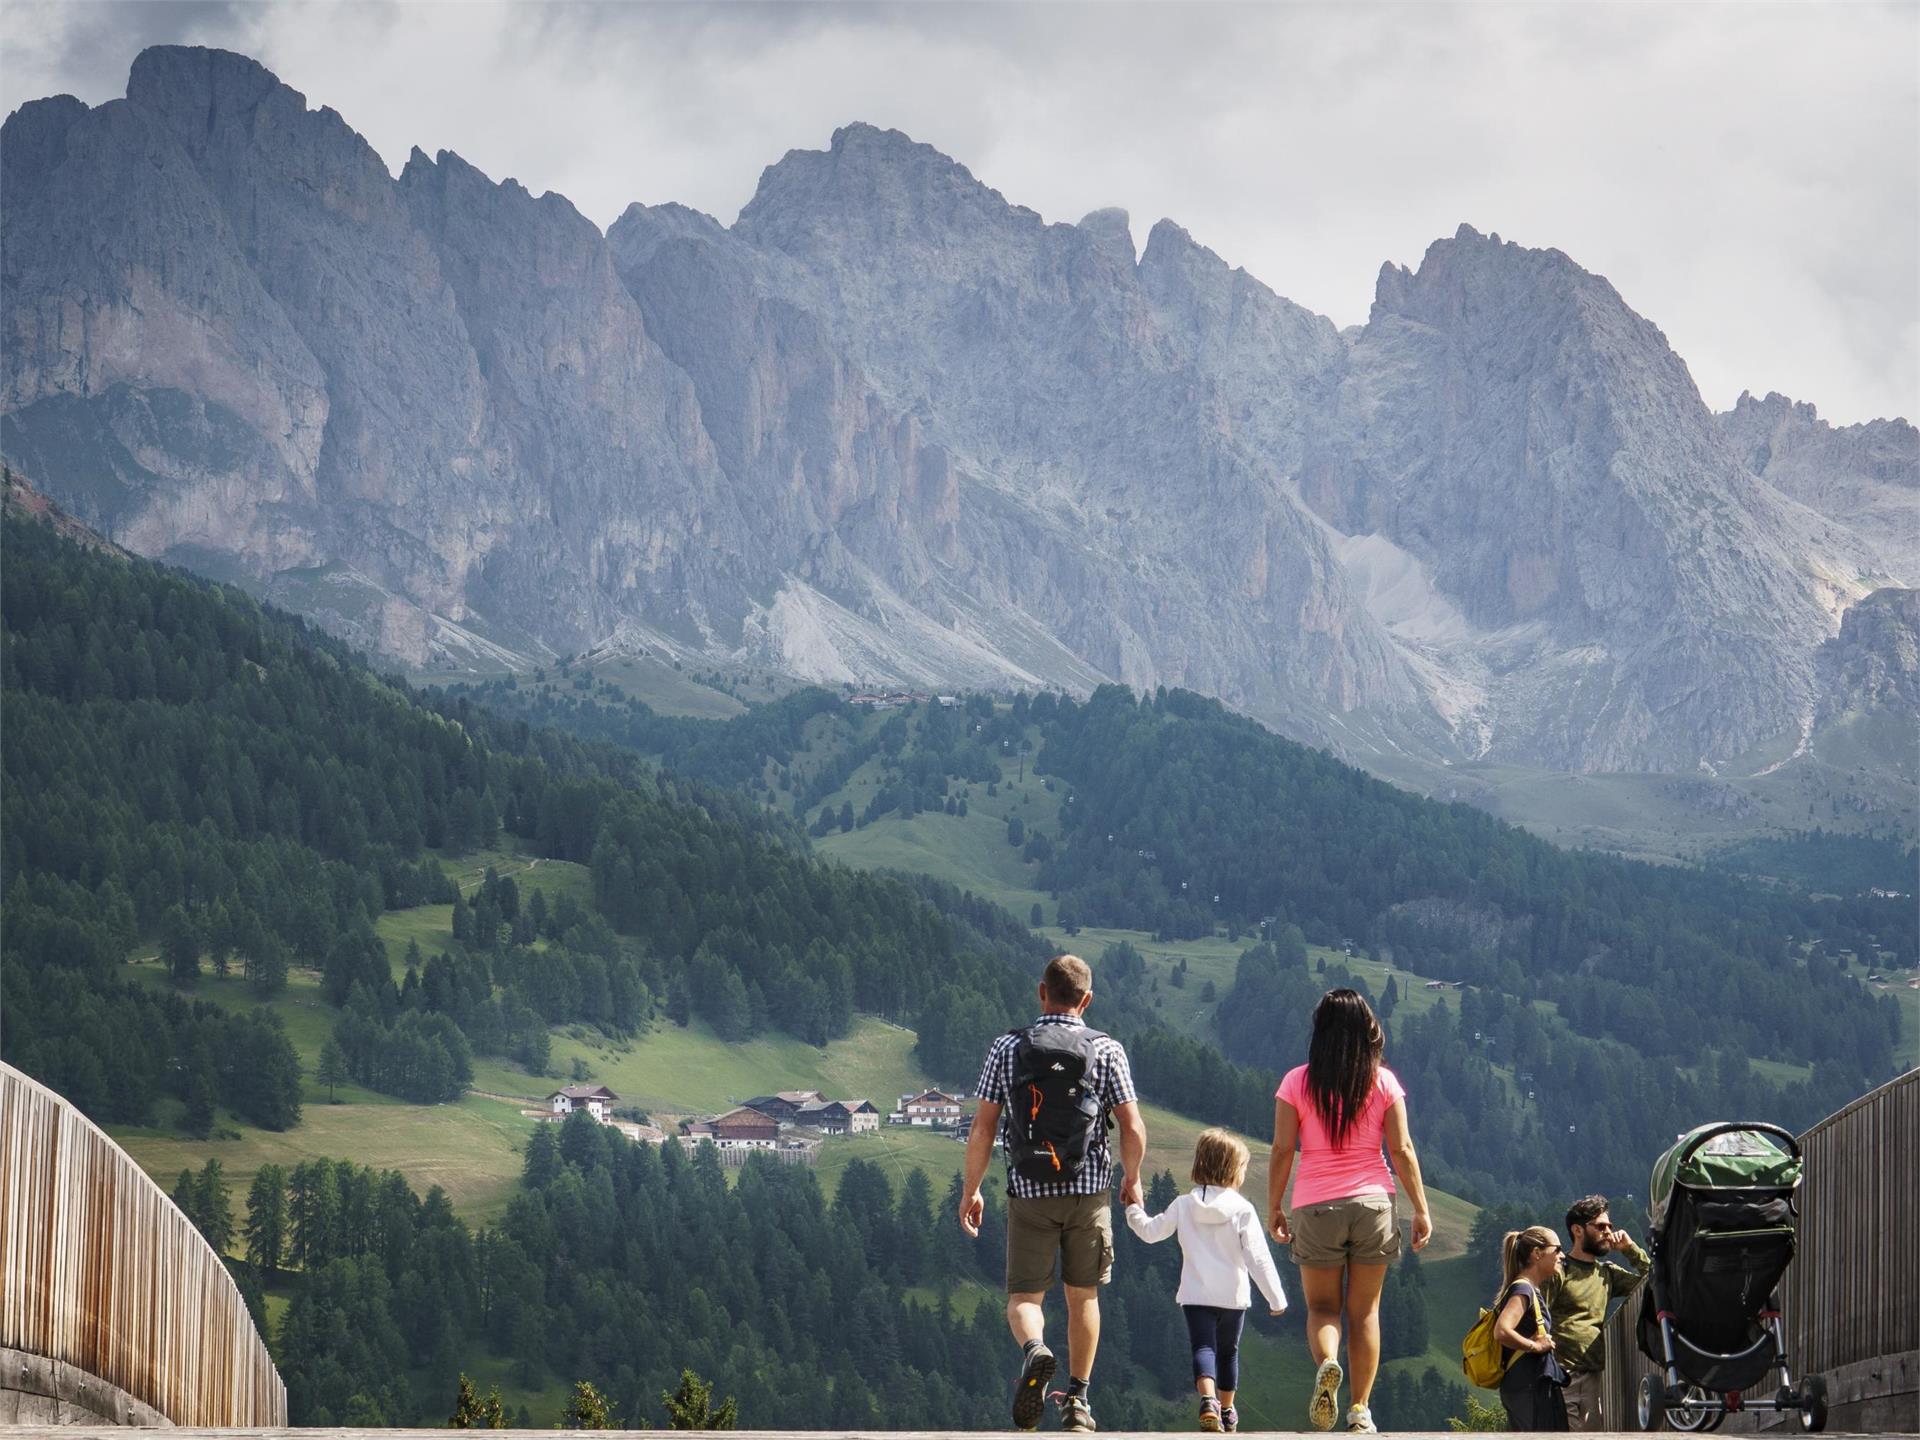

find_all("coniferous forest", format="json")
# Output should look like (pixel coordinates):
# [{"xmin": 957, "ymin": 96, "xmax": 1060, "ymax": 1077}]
[{"xmin": 3, "ymin": 510, "xmax": 1911, "ymax": 1429}]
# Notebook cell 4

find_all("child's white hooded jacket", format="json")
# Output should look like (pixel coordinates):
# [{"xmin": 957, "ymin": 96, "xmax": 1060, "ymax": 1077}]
[{"xmin": 1125, "ymin": 1186, "xmax": 1289, "ymax": 1311}]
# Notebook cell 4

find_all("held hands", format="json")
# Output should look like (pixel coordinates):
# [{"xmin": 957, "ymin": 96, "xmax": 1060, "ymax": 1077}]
[
  {"xmin": 1410, "ymin": 1210, "xmax": 1433, "ymax": 1252},
  {"xmin": 959, "ymin": 1188, "xmax": 984, "ymax": 1238},
  {"xmin": 1120, "ymin": 1173, "xmax": 1143, "ymax": 1208}
]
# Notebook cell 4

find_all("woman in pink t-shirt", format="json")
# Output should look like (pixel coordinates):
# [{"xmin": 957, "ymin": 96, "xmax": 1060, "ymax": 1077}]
[{"xmin": 1267, "ymin": 989, "xmax": 1433, "ymax": 1434}]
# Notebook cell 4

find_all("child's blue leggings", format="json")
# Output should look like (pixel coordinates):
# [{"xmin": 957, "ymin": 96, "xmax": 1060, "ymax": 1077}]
[{"xmin": 1183, "ymin": 1304, "xmax": 1246, "ymax": 1392}]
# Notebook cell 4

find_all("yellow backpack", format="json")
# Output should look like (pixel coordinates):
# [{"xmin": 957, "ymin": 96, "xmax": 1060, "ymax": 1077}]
[{"xmin": 1462, "ymin": 1282, "xmax": 1545, "ymax": 1389}]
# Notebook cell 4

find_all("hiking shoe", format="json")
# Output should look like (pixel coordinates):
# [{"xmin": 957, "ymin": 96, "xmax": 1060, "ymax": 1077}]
[
  {"xmin": 1199, "ymin": 1396, "xmax": 1223, "ymax": 1432},
  {"xmin": 1221, "ymin": 1404, "xmax": 1239, "ymax": 1433},
  {"xmin": 1010, "ymin": 1344, "xmax": 1055, "ymax": 1431},
  {"xmin": 1309, "ymin": 1357, "xmax": 1343, "ymax": 1431},
  {"xmin": 1346, "ymin": 1402, "xmax": 1378, "ymax": 1433},
  {"xmin": 1053, "ymin": 1391, "xmax": 1098, "ymax": 1432}
]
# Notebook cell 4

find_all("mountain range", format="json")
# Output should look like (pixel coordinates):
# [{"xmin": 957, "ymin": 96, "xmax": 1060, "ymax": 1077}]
[{"xmin": 3, "ymin": 45, "xmax": 1913, "ymax": 776}]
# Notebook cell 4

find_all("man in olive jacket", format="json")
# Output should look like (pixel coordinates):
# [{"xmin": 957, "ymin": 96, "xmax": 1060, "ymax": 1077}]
[{"xmin": 1546, "ymin": 1194, "xmax": 1651, "ymax": 1431}]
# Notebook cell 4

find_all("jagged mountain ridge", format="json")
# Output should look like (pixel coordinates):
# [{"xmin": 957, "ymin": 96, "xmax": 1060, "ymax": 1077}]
[{"xmin": 2, "ymin": 46, "xmax": 1912, "ymax": 773}]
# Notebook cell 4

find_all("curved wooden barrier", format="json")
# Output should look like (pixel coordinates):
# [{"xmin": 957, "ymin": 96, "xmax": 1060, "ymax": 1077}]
[
  {"xmin": 1603, "ymin": 1066, "xmax": 1919, "ymax": 1431},
  {"xmin": 0, "ymin": 1061, "xmax": 286, "ymax": 1426}
]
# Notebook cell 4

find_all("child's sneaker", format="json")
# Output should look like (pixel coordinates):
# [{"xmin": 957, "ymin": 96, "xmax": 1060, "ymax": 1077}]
[
  {"xmin": 1053, "ymin": 1390, "xmax": 1098, "ymax": 1432},
  {"xmin": 1221, "ymin": 1404, "xmax": 1239, "ymax": 1433},
  {"xmin": 1308, "ymin": 1357, "xmax": 1343, "ymax": 1431},
  {"xmin": 1199, "ymin": 1396, "xmax": 1223, "ymax": 1432},
  {"xmin": 1010, "ymin": 1343, "xmax": 1055, "ymax": 1430},
  {"xmin": 1346, "ymin": 1402, "xmax": 1378, "ymax": 1433}
]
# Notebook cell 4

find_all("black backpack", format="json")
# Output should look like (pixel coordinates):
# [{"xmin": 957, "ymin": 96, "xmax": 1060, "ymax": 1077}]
[{"xmin": 1004, "ymin": 1023, "xmax": 1109, "ymax": 1184}]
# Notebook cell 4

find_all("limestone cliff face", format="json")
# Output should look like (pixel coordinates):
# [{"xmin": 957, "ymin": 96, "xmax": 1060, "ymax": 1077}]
[
  {"xmin": 1720, "ymin": 390, "xmax": 1918, "ymax": 585},
  {"xmin": 724, "ymin": 124, "xmax": 1418, "ymax": 731},
  {"xmin": 0, "ymin": 84, "xmax": 328, "ymax": 572},
  {"xmin": 1297, "ymin": 226, "xmax": 1886, "ymax": 771},
  {"xmin": 2, "ymin": 49, "xmax": 1909, "ymax": 772},
  {"xmin": 1817, "ymin": 588, "xmax": 1920, "ymax": 726}
]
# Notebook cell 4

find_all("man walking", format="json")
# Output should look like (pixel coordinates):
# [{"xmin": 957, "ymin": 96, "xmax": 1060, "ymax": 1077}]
[
  {"xmin": 960, "ymin": 954, "xmax": 1148, "ymax": 1433},
  {"xmin": 1547, "ymin": 1194, "xmax": 1650, "ymax": 1431}
]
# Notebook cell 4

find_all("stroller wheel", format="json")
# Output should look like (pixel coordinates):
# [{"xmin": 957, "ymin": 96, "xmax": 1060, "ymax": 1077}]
[
  {"xmin": 1637, "ymin": 1374, "xmax": 1665, "ymax": 1431},
  {"xmin": 1797, "ymin": 1375, "xmax": 1828, "ymax": 1432},
  {"xmin": 1666, "ymin": 1386, "xmax": 1721, "ymax": 1433}
]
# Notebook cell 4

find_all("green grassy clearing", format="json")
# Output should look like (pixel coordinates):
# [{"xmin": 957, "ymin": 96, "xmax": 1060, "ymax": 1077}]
[
  {"xmin": 436, "ymin": 847, "xmax": 594, "ymax": 905},
  {"xmin": 475, "ymin": 1014, "xmax": 933, "ymax": 1117},
  {"xmin": 375, "ymin": 852, "xmax": 592, "ymax": 975},
  {"xmin": 377, "ymin": 904, "xmax": 458, "ymax": 972},
  {"xmin": 125, "ymin": 959, "xmax": 376, "ymax": 1105},
  {"xmin": 812, "ymin": 736, "xmax": 1063, "ymax": 920},
  {"xmin": 1750, "ymin": 1056, "xmax": 1815, "ymax": 1086},
  {"xmin": 818, "ymin": 807, "xmax": 1052, "ymax": 920},
  {"xmin": 110, "ymin": 1094, "xmax": 535, "ymax": 1230},
  {"xmin": 813, "ymin": 1122, "xmax": 972, "ymax": 1207}
]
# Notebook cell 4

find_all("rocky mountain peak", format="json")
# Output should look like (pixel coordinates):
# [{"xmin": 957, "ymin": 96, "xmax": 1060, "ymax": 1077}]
[
  {"xmin": 1076, "ymin": 207, "xmax": 1136, "ymax": 269},
  {"xmin": 1138, "ymin": 217, "xmax": 1219, "ymax": 276},
  {"xmin": 1732, "ymin": 389, "xmax": 1821, "ymax": 428},
  {"xmin": 1, "ymin": 94, "xmax": 91, "ymax": 166},
  {"xmin": 1372, "ymin": 223, "xmax": 1597, "ymax": 330},
  {"xmin": 736, "ymin": 122, "xmax": 1043, "ymax": 258},
  {"xmin": 127, "ymin": 44, "xmax": 287, "ymax": 119},
  {"xmin": 4, "ymin": 45, "xmax": 1908, "ymax": 777}
]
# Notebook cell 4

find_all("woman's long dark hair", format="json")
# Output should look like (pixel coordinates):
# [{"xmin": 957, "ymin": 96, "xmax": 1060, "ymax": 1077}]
[{"xmin": 1305, "ymin": 988, "xmax": 1385, "ymax": 1144}]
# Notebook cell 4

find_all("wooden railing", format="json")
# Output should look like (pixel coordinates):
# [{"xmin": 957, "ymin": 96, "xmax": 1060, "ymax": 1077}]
[
  {"xmin": 0, "ymin": 1061, "xmax": 287, "ymax": 1426},
  {"xmin": 1603, "ymin": 1067, "xmax": 1919, "ymax": 1430}
]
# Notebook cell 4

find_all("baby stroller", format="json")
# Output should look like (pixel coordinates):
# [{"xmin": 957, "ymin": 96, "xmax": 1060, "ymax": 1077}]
[{"xmin": 1635, "ymin": 1122, "xmax": 1826, "ymax": 1432}]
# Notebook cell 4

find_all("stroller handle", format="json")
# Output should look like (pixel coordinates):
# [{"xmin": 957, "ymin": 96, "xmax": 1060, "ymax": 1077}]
[{"xmin": 1676, "ymin": 1121, "xmax": 1802, "ymax": 1169}]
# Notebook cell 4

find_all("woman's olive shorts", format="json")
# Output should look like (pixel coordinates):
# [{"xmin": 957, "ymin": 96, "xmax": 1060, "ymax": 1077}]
[{"xmin": 1289, "ymin": 1193, "xmax": 1400, "ymax": 1267}]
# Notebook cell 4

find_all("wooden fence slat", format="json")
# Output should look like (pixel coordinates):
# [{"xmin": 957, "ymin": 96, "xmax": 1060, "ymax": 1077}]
[{"xmin": 0, "ymin": 1061, "xmax": 286, "ymax": 1426}]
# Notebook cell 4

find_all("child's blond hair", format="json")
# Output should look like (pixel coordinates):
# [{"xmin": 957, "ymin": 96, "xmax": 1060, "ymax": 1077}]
[{"xmin": 1191, "ymin": 1128, "xmax": 1249, "ymax": 1188}]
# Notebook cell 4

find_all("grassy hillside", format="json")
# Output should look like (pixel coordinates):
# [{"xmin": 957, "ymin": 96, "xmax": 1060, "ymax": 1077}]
[{"xmin": 812, "ymin": 736, "xmax": 1062, "ymax": 921}]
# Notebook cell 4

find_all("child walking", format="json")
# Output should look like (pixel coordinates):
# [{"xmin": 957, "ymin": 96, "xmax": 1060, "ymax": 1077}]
[{"xmin": 1127, "ymin": 1129, "xmax": 1289, "ymax": 1432}]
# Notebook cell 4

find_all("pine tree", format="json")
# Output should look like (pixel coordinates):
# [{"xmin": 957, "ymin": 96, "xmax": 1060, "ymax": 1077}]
[
  {"xmin": 317, "ymin": 1038, "xmax": 348, "ymax": 1103},
  {"xmin": 194, "ymin": 1159, "xmax": 234, "ymax": 1255},
  {"xmin": 662, "ymin": 1370, "xmax": 737, "ymax": 1430},
  {"xmin": 245, "ymin": 1164, "xmax": 289, "ymax": 1274},
  {"xmin": 563, "ymin": 1380, "xmax": 616, "ymax": 1429},
  {"xmin": 184, "ymin": 1060, "xmax": 217, "ymax": 1139},
  {"xmin": 171, "ymin": 1168, "xmax": 201, "ymax": 1229},
  {"xmin": 161, "ymin": 903, "xmax": 200, "ymax": 985},
  {"xmin": 449, "ymin": 1374, "xmax": 507, "ymax": 1428}
]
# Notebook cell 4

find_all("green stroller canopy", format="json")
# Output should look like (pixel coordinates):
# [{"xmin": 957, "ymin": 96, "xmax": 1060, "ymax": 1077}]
[{"xmin": 1649, "ymin": 1123, "xmax": 1802, "ymax": 1226}]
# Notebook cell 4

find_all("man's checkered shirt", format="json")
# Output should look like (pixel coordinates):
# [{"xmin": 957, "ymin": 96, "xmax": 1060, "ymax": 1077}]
[{"xmin": 975, "ymin": 1014, "xmax": 1137, "ymax": 1199}]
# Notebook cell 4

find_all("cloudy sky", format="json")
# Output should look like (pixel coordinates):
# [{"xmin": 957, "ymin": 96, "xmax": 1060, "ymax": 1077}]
[{"xmin": 5, "ymin": 1, "xmax": 1915, "ymax": 423}]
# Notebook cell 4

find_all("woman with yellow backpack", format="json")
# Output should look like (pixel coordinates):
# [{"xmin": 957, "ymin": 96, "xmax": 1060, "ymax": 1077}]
[{"xmin": 1462, "ymin": 1226, "xmax": 1570, "ymax": 1430}]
